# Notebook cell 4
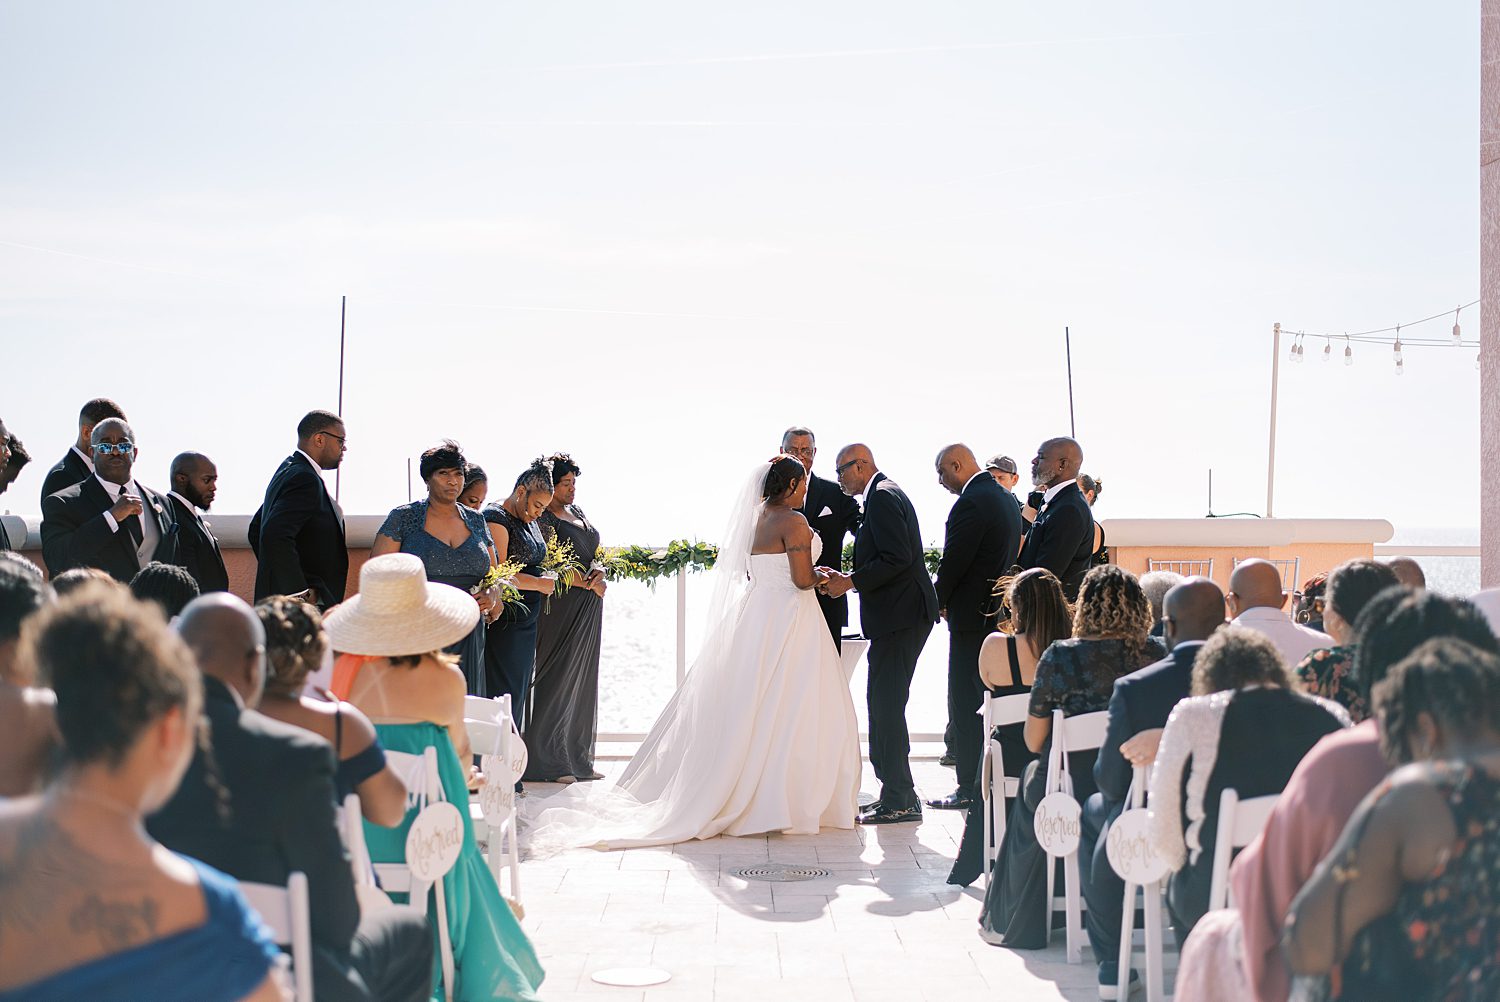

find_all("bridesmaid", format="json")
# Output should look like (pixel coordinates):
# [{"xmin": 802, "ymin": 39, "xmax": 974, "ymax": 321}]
[
  {"xmin": 482, "ymin": 459, "xmax": 555, "ymax": 729},
  {"xmin": 459, "ymin": 462, "xmax": 488, "ymax": 509},
  {"xmin": 526, "ymin": 453, "xmax": 607, "ymax": 784},
  {"xmin": 372, "ymin": 441, "xmax": 498, "ymax": 695}
]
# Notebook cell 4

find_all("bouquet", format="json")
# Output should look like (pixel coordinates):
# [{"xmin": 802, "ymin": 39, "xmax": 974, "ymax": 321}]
[
  {"xmin": 472, "ymin": 558, "xmax": 527, "ymax": 611},
  {"xmin": 540, "ymin": 533, "xmax": 585, "ymax": 610}
]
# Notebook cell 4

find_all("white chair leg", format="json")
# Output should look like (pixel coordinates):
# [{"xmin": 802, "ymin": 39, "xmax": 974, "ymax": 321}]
[
  {"xmin": 981, "ymin": 748, "xmax": 994, "ymax": 886},
  {"xmin": 1064, "ymin": 849, "xmax": 1084, "ymax": 964},
  {"xmin": 1044, "ymin": 847, "xmax": 1056, "ymax": 947},
  {"xmin": 1144, "ymin": 880, "xmax": 1165, "ymax": 1002},
  {"xmin": 1117, "ymin": 882, "xmax": 1137, "ymax": 999},
  {"xmin": 435, "ymin": 876, "xmax": 455, "ymax": 1002}
]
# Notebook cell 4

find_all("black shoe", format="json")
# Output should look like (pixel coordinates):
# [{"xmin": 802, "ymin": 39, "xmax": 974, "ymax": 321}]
[
  {"xmin": 925, "ymin": 791, "xmax": 974, "ymax": 811},
  {"xmin": 857, "ymin": 804, "xmax": 922, "ymax": 825},
  {"xmin": 938, "ymin": 753, "xmax": 957, "ymax": 768}
]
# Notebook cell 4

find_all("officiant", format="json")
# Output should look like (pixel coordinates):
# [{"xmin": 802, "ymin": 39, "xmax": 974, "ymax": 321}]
[{"xmin": 781, "ymin": 426, "xmax": 859, "ymax": 651}]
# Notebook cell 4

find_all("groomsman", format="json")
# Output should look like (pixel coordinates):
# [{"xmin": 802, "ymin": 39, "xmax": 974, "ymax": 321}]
[
  {"xmin": 249, "ymin": 410, "xmax": 348, "ymax": 607},
  {"xmin": 41, "ymin": 418, "xmax": 179, "ymax": 581},
  {"xmin": 1018, "ymin": 436, "xmax": 1094, "ymax": 600},
  {"xmin": 0, "ymin": 419, "xmax": 18, "ymax": 551},
  {"xmin": 928, "ymin": 444, "xmax": 1023, "ymax": 812},
  {"xmin": 39, "ymin": 397, "xmax": 127, "ymax": 505},
  {"xmin": 168, "ymin": 452, "xmax": 229, "ymax": 593},
  {"xmin": 820, "ymin": 444, "xmax": 939, "ymax": 825},
  {"xmin": 781, "ymin": 426, "xmax": 860, "ymax": 651}
]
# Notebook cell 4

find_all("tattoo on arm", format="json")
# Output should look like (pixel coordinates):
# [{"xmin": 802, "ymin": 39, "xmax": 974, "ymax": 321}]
[
  {"xmin": 69, "ymin": 894, "xmax": 161, "ymax": 950},
  {"xmin": 787, "ymin": 543, "xmax": 810, "ymax": 554}
]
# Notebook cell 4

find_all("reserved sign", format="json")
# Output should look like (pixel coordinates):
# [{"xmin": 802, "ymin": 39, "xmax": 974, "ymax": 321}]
[
  {"xmin": 405, "ymin": 801, "xmax": 464, "ymax": 882},
  {"xmin": 1106, "ymin": 808, "xmax": 1171, "ymax": 883},
  {"xmin": 1034, "ymin": 791, "xmax": 1082, "ymax": 856}
]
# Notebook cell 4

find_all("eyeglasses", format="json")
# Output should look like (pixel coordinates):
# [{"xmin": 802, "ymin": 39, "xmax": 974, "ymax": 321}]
[
  {"xmin": 95, "ymin": 442, "xmax": 135, "ymax": 456},
  {"xmin": 835, "ymin": 458, "xmax": 861, "ymax": 476},
  {"xmin": 320, "ymin": 431, "xmax": 347, "ymax": 446},
  {"xmin": 783, "ymin": 447, "xmax": 815, "ymax": 458}
]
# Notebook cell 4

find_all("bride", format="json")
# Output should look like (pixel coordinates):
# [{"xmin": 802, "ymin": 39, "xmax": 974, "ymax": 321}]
[{"xmin": 523, "ymin": 456, "xmax": 861, "ymax": 851}]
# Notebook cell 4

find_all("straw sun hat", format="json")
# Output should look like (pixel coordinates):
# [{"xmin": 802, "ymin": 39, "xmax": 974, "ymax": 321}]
[{"xmin": 324, "ymin": 554, "xmax": 479, "ymax": 656}]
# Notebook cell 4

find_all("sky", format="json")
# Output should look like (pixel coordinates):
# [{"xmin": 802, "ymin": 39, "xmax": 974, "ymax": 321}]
[{"xmin": 0, "ymin": 2, "xmax": 1483, "ymax": 546}]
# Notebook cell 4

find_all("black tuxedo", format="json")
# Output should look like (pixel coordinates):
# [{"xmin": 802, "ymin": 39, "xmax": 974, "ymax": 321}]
[
  {"xmin": 249, "ymin": 453, "xmax": 348, "ymax": 606},
  {"xmin": 148, "ymin": 678, "xmax": 432, "ymax": 1002},
  {"xmin": 40, "ymin": 476, "xmax": 179, "ymax": 582},
  {"xmin": 168, "ymin": 494, "xmax": 229, "ymax": 593},
  {"xmin": 801, "ymin": 471, "xmax": 859, "ymax": 649},
  {"xmin": 850, "ymin": 472, "xmax": 938, "ymax": 811},
  {"xmin": 934, "ymin": 472, "xmax": 1024, "ymax": 798},
  {"xmin": 0, "ymin": 518, "xmax": 10, "ymax": 552},
  {"xmin": 39, "ymin": 447, "xmax": 92, "ymax": 507},
  {"xmin": 1018, "ymin": 481, "xmax": 1094, "ymax": 599}
]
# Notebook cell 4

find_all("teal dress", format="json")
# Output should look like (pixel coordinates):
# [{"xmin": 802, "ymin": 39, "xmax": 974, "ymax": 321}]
[{"xmin": 364, "ymin": 722, "xmax": 545, "ymax": 1002}]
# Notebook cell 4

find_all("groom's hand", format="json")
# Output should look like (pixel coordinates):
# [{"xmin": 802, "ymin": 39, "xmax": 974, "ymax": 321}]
[{"xmin": 821, "ymin": 571, "xmax": 854, "ymax": 598}]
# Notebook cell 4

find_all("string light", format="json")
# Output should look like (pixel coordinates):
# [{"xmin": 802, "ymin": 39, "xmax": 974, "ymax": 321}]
[
  {"xmin": 1280, "ymin": 298, "xmax": 1480, "ymax": 378},
  {"xmin": 1453, "ymin": 305, "xmax": 1463, "ymax": 345},
  {"xmin": 1393, "ymin": 325, "xmax": 1403, "ymax": 367},
  {"xmin": 1343, "ymin": 334, "xmax": 1353, "ymax": 366},
  {"xmin": 1322, "ymin": 336, "xmax": 1331, "ymax": 363}
]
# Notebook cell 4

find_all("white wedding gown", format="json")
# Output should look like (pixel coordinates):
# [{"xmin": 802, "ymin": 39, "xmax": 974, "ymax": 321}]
[{"xmin": 524, "ymin": 532, "xmax": 861, "ymax": 853}]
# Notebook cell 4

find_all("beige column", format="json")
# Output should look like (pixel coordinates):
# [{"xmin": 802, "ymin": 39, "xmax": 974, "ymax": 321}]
[{"xmin": 1484, "ymin": 1, "xmax": 1500, "ymax": 586}]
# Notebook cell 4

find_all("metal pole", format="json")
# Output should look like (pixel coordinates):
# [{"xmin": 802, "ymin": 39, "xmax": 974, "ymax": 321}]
[
  {"xmin": 335, "ymin": 295, "xmax": 347, "ymax": 501},
  {"xmin": 675, "ymin": 569, "xmax": 688, "ymax": 687},
  {"xmin": 1266, "ymin": 322, "xmax": 1281, "ymax": 518},
  {"xmin": 1065, "ymin": 326, "xmax": 1076, "ymax": 438}
]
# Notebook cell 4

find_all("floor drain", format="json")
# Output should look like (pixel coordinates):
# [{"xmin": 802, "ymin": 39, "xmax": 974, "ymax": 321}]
[
  {"xmin": 591, "ymin": 967, "xmax": 671, "ymax": 987},
  {"xmin": 733, "ymin": 863, "xmax": 833, "ymax": 882}
]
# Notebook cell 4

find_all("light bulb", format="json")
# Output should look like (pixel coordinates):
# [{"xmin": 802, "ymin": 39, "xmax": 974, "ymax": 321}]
[
  {"xmin": 1393, "ymin": 339, "xmax": 1403, "ymax": 364},
  {"xmin": 1477, "ymin": 353, "xmax": 1483, "ymax": 372},
  {"xmin": 1453, "ymin": 307, "xmax": 1462, "ymax": 345},
  {"xmin": 1344, "ymin": 345, "xmax": 1353, "ymax": 365},
  {"xmin": 1396, "ymin": 359, "xmax": 1405, "ymax": 376},
  {"xmin": 1322, "ymin": 341, "xmax": 1331, "ymax": 362}
]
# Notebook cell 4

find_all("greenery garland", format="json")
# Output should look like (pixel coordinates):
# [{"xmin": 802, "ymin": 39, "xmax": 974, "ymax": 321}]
[{"xmin": 592, "ymin": 540, "xmax": 945, "ymax": 586}]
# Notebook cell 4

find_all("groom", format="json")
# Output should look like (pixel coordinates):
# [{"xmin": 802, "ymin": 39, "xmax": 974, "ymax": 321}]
[{"xmin": 820, "ymin": 444, "xmax": 939, "ymax": 825}]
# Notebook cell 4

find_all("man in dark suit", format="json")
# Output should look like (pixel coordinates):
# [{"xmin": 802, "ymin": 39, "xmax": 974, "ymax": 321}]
[
  {"xmin": 820, "ymin": 444, "xmax": 939, "ymax": 825},
  {"xmin": 781, "ymin": 426, "xmax": 859, "ymax": 651},
  {"xmin": 167, "ymin": 451, "xmax": 229, "ymax": 593},
  {"xmin": 927, "ymin": 443, "xmax": 1023, "ymax": 812},
  {"xmin": 39, "ymin": 397, "xmax": 127, "ymax": 505},
  {"xmin": 0, "ymin": 420, "xmax": 24, "ymax": 552},
  {"xmin": 249, "ymin": 410, "xmax": 348, "ymax": 607},
  {"xmin": 1017, "ymin": 436, "xmax": 1093, "ymax": 600},
  {"xmin": 40, "ymin": 418, "xmax": 179, "ymax": 582},
  {"xmin": 1079, "ymin": 578, "xmax": 1224, "ymax": 995},
  {"xmin": 149, "ymin": 594, "xmax": 433, "ymax": 1002}
]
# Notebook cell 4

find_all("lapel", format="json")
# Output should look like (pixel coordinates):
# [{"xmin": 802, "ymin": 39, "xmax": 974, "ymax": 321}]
[
  {"xmin": 291, "ymin": 453, "xmax": 345, "ymax": 537},
  {"xmin": 82, "ymin": 476, "xmax": 142, "ymax": 571},
  {"xmin": 857, "ymin": 473, "xmax": 886, "ymax": 538}
]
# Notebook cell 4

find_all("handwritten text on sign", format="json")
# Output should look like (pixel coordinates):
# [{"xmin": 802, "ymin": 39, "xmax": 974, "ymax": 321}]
[
  {"xmin": 1034, "ymin": 791, "xmax": 1082, "ymax": 856},
  {"xmin": 404, "ymin": 801, "xmax": 464, "ymax": 882},
  {"xmin": 478, "ymin": 757, "xmax": 516, "ymax": 822},
  {"xmin": 1106, "ymin": 808, "xmax": 1171, "ymax": 883}
]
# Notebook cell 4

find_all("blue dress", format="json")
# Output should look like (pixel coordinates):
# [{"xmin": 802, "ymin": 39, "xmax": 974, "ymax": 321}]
[
  {"xmin": 378, "ymin": 500, "xmax": 493, "ymax": 695},
  {"xmin": 481, "ymin": 504, "xmax": 546, "ymax": 726},
  {"xmin": 0, "ymin": 857, "xmax": 282, "ymax": 1002}
]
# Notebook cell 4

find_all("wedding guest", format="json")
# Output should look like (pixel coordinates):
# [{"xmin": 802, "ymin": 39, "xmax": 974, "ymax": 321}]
[
  {"xmin": 929, "ymin": 443, "xmax": 1022, "ymax": 813},
  {"xmin": 1287, "ymin": 638, "xmax": 1500, "ymax": 1001},
  {"xmin": 1293, "ymin": 571, "xmax": 1328, "ymax": 633},
  {"xmin": 1078, "ymin": 473, "xmax": 1108, "ymax": 567},
  {"xmin": 981, "ymin": 565, "xmax": 1165, "ymax": 947},
  {"xmin": 254, "ymin": 596, "xmax": 407, "ymax": 827},
  {"xmin": 0, "ymin": 421, "xmax": 26, "ymax": 551},
  {"xmin": 984, "ymin": 454, "xmax": 1022, "ymax": 495},
  {"xmin": 167, "ymin": 451, "xmax": 228, "ymax": 593},
  {"xmin": 1226, "ymin": 558, "xmax": 1331, "ymax": 666},
  {"xmin": 1147, "ymin": 627, "xmax": 1348, "ymax": 938},
  {"xmin": 782, "ymin": 426, "xmax": 859, "ymax": 650},
  {"xmin": 948, "ymin": 567, "xmax": 1072, "ymax": 886},
  {"xmin": 150, "ymin": 592, "xmax": 435, "ymax": 1002},
  {"xmin": 483, "ymin": 459, "xmax": 556, "ymax": 725},
  {"xmin": 1140, "ymin": 570, "xmax": 1183, "ymax": 638},
  {"xmin": 0, "ymin": 562, "xmax": 56, "ymax": 797},
  {"xmin": 326, "ymin": 554, "xmax": 546, "ymax": 1002},
  {"xmin": 130, "ymin": 561, "xmax": 200, "ymax": 620},
  {"xmin": 49, "ymin": 565, "xmax": 119, "ymax": 596},
  {"xmin": 1018, "ymin": 437, "xmax": 1093, "ymax": 599},
  {"xmin": 40, "ymin": 418, "xmax": 180, "ymax": 582},
  {"xmin": 0, "ymin": 587, "xmax": 286, "ymax": 1002},
  {"xmin": 527, "ymin": 453, "xmax": 608, "ymax": 784},
  {"xmin": 1382, "ymin": 555, "xmax": 1427, "ymax": 589},
  {"xmin": 249, "ymin": 409, "xmax": 348, "ymax": 607},
  {"xmin": 372, "ymin": 441, "xmax": 497, "ymax": 695},
  {"xmin": 0, "ymin": 551, "xmax": 42, "ymax": 580},
  {"xmin": 1293, "ymin": 559, "xmax": 1399, "ymax": 721},
  {"xmin": 458, "ymin": 462, "xmax": 489, "ymax": 509},
  {"xmin": 38, "ymin": 397, "xmax": 125, "ymax": 504}
]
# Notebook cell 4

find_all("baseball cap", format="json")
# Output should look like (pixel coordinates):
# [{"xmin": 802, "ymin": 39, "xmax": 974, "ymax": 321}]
[{"xmin": 985, "ymin": 455, "xmax": 1018, "ymax": 475}]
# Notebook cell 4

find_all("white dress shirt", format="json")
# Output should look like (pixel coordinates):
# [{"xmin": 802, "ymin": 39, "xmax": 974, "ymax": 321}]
[
  {"xmin": 1231, "ymin": 606, "xmax": 1333, "ymax": 667},
  {"xmin": 169, "ymin": 491, "xmax": 214, "ymax": 538},
  {"xmin": 96, "ymin": 475, "xmax": 160, "ymax": 567},
  {"xmin": 1041, "ymin": 478, "xmax": 1074, "ymax": 507},
  {"xmin": 72, "ymin": 445, "xmax": 95, "ymax": 474}
]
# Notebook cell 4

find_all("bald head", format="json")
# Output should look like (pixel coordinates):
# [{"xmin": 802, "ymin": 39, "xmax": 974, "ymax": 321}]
[
  {"xmin": 1227, "ymin": 559, "xmax": 1286, "ymax": 616},
  {"xmin": 1163, "ymin": 577, "xmax": 1226, "ymax": 650},
  {"xmin": 170, "ymin": 451, "xmax": 219, "ymax": 510},
  {"xmin": 176, "ymin": 593, "xmax": 267, "ymax": 707},
  {"xmin": 935, "ymin": 443, "xmax": 981, "ymax": 495},
  {"xmin": 1383, "ymin": 556, "xmax": 1426, "ymax": 590},
  {"xmin": 834, "ymin": 443, "xmax": 878, "ymax": 496},
  {"xmin": 1031, "ymin": 436, "xmax": 1083, "ymax": 488}
]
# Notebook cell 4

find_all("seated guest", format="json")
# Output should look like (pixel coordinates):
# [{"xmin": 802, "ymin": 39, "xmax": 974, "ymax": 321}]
[
  {"xmin": 148, "ymin": 593, "xmax": 434, "ymax": 1002},
  {"xmin": 0, "ymin": 563, "xmax": 56, "ymax": 796},
  {"xmin": 0, "ymin": 551, "xmax": 43, "ymax": 580},
  {"xmin": 1081, "ymin": 577, "xmax": 1225, "ymax": 996},
  {"xmin": 1287, "ymin": 638, "xmax": 1500, "ymax": 1001},
  {"xmin": 254, "ymin": 596, "xmax": 407, "ymax": 827},
  {"xmin": 1226, "ymin": 558, "xmax": 1331, "ymax": 666},
  {"xmin": 38, "ymin": 396, "xmax": 126, "ymax": 504},
  {"xmin": 1382, "ymin": 554, "xmax": 1427, "ymax": 590},
  {"xmin": 0, "ymin": 586, "xmax": 285, "ymax": 1002},
  {"xmin": 1293, "ymin": 572, "xmax": 1328, "ymax": 634},
  {"xmin": 40, "ymin": 417, "xmax": 179, "ymax": 582},
  {"xmin": 130, "ymin": 560, "xmax": 201, "ymax": 620},
  {"xmin": 1474, "ymin": 585, "xmax": 1500, "ymax": 638},
  {"xmin": 980, "ymin": 565, "xmax": 1165, "ymax": 947},
  {"xmin": 49, "ymin": 565, "xmax": 121, "ymax": 596},
  {"xmin": 1179, "ymin": 589, "xmax": 1499, "ymax": 1002},
  {"xmin": 948, "ymin": 567, "xmax": 1072, "ymax": 886},
  {"xmin": 1148, "ymin": 627, "xmax": 1348, "ymax": 938},
  {"xmin": 1139, "ymin": 569, "xmax": 1183, "ymax": 638},
  {"xmin": 168, "ymin": 451, "xmax": 229, "ymax": 593},
  {"xmin": 1293, "ymin": 559, "xmax": 1399, "ymax": 721},
  {"xmin": 326, "ymin": 554, "xmax": 546, "ymax": 1002}
]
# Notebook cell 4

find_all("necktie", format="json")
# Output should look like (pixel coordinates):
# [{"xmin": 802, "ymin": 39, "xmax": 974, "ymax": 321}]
[{"xmin": 116, "ymin": 486, "xmax": 144, "ymax": 552}]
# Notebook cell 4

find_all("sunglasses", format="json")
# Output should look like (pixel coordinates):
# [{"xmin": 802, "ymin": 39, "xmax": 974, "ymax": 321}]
[
  {"xmin": 835, "ymin": 458, "xmax": 861, "ymax": 476},
  {"xmin": 95, "ymin": 442, "xmax": 135, "ymax": 456}
]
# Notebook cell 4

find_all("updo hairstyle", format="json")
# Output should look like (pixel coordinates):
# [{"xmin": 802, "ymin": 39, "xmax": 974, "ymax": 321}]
[
  {"xmin": 514, "ymin": 457, "xmax": 554, "ymax": 495},
  {"xmin": 256, "ymin": 596, "xmax": 327, "ymax": 699},
  {"xmin": 548, "ymin": 453, "xmax": 581, "ymax": 481},
  {"xmin": 762, "ymin": 456, "xmax": 805, "ymax": 503}
]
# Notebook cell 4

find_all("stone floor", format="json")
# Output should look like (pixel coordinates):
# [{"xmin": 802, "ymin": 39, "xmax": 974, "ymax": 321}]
[{"xmin": 516, "ymin": 757, "xmax": 1107, "ymax": 1002}]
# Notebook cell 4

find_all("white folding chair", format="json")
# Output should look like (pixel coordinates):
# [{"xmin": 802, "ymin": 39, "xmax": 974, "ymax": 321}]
[
  {"xmin": 1146, "ymin": 558, "xmax": 1214, "ymax": 579},
  {"xmin": 1043, "ymin": 708, "xmax": 1111, "ymax": 963},
  {"xmin": 339, "ymin": 793, "xmax": 394, "ymax": 916},
  {"xmin": 1114, "ymin": 765, "xmax": 1174, "ymax": 1002},
  {"xmin": 978, "ymin": 689, "xmax": 1032, "ymax": 890},
  {"xmin": 240, "ymin": 872, "xmax": 314, "ymax": 1002},
  {"xmin": 465, "ymin": 706, "xmax": 523, "ymax": 903},
  {"xmin": 1232, "ymin": 556, "xmax": 1301, "ymax": 595},
  {"xmin": 1207, "ymin": 789, "xmax": 1279, "ymax": 911}
]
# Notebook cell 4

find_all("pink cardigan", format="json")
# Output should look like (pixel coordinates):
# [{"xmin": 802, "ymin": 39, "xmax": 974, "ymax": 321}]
[{"xmin": 1228, "ymin": 719, "xmax": 1388, "ymax": 1002}]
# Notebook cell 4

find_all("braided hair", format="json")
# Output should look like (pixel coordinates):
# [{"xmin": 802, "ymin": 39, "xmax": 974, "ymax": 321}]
[
  {"xmin": 514, "ymin": 457, "xmax": 554, "ymax": 495},
  {"xmin": 1375, "ymin": 637, "xmax": 1500, "ymax": 765},
  {"xmin": 256, "ymin": 596, "xmax": 327, "ymax": 698},
  {"xmin": 1351, "ymin": 589, "xmax": 1499, "ymax": 696},
  {"xmin": 762, "ymin": 455, "xmax": 805, "ymax": 503},
  {"xmin": 1072, "ymin": 565, "xmax": 1154, "ymax": 652}
]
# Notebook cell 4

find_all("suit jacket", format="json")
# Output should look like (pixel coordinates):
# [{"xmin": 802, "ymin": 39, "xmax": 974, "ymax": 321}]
[
  {"xmin": 147, "ymin": 677, "xmax": 360, "ymax": 973},
  {"xmin": 0, "ymin": 518, "xmax": 9, "ymax": 552},
  {"xmin": 801, "ymin": 471, "xmax": 860, "ymax": 631},
  {"xmin": 39, "ymin": 447, "xmax": 91, "ymax": 507},
  {"xmin": 249, "ymin": 453, "xmax": 347, "ymax": 606},
  {"xmin": 934, "ymin": 473, "xmax": 1023, "ymax": 633},
  {"xmin": 1018, "ymin": 480, "xmax": 1094, "ymax": 599},
  {"xmin": 168, "ymin": 494, "xmax": 229, "ymax": 593},
  {"xmin": 1093, "ymin": 640, "xmax": 1203, "ymax": 807},
  {"xmin": 850, "ymin": 473, "xmax": 939, "ymax": 639},
  {"xmin": 40, "ymin": 476, "xmax": 179, "ymax": 582}
]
